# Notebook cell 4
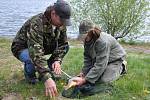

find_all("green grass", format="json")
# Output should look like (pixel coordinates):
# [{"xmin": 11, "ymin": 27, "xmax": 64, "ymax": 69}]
[{"xmin": 0, "ymin": 37, "xmax": 150, "ymax": 100}]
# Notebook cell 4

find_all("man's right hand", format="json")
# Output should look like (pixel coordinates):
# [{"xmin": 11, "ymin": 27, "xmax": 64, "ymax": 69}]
[
  {"xmin": 52, "ymin": 61, "xmax": 61, "ymax": 75},
  {"xmin": 44, "ymin": 78, "xmax": 58, "ymax": 98}
]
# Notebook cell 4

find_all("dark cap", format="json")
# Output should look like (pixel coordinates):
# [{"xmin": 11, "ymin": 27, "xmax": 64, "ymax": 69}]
[
  {"xmin": 54, "ymin": 0, "xmax": 71, "ymax": 26},
  {"xmin": 79, "ymin": 20, "xmax": 94, "ymax": 34}
]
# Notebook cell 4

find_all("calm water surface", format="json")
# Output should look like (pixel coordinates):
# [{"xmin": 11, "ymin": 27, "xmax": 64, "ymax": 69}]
[{"xmin": 0, "ymin": 0, "xmax": 60, "ymax": 37}]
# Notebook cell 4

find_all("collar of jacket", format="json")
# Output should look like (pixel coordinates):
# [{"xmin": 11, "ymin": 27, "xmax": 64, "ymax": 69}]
[
  {"xmin": 42, "ymin": 14, "xmax": 54, "ymax": 35},
  {"xmin": 42, "ymin": 14, "xmax": 61, "ymax": 40},
  {"xmin": 42, "ymin": 14, "xmax": 52, "ymax": 27},
  {"xmin": 84, "ymin": 39, "xmax": 95, "ymax": 47}
]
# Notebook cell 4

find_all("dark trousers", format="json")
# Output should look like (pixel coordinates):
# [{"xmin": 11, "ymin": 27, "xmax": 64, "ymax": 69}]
[{"xmin": 19, "ymin": 49, "xmax": 54, "ymax": 79}]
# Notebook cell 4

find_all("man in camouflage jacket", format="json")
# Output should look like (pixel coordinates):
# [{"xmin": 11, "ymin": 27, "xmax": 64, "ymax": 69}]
[{"xmin": 11, "ymin": 0, "xmax": 71, "ymax": 97}]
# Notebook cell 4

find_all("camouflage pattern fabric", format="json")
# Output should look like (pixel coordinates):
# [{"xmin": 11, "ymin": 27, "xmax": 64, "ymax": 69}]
[{"xmin": 11, "ymin": 13, "xmax": 69, "ymax": 82}]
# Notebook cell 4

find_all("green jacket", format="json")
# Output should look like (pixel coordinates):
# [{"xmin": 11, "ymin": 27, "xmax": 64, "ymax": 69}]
[
  {"xmin": 82, "ymin": 32, "xmax": 126, "ymax": 84},
  {"xmin": 11, "ymin": 13, "xmax": 69, "ymax": 82}
]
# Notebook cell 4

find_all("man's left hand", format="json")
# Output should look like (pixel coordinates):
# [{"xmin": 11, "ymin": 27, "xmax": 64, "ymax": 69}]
[{"xmin": 52, "ymin": 61, "xmax": 61, "ymax": 75}]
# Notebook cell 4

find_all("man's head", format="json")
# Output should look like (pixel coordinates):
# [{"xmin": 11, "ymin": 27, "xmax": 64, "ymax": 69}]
[
  {"xmin": 45, "ymin": 0, "xmax": 71, "ymax": 27},
  {"xmin": 79, "ymin": 20, "xmax": 101, "ymax": 42},
  {"xmin": 79, "ymin": 20, "xmax": 94, "ymax": 34}
]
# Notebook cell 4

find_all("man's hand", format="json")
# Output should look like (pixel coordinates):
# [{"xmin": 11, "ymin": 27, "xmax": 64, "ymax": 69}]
[
  {"xmin": 52, "ymin": 61, "xmax": 61, "ymax": 75},
  {"xmin": 44, "ymin": 78, "xmax": 58, "ymax": 98},
  {"xmin": 70, "ymin": 77, "xmax": 86, "ymax": 86}
]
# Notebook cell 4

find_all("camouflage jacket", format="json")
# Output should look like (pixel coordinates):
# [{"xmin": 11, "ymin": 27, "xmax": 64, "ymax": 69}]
[
  {"xmin": 11, "ymin": 13, "xmax": 69, "ymax": 82},
  {"xmin": 82, "ymin": 32, "xmax": 126, "ymax": 84}
]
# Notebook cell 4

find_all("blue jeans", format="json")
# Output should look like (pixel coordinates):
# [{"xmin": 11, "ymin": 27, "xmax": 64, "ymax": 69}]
[{"xmin": 19, "ymin": 49, "xmax": 36, "ymax": 78}]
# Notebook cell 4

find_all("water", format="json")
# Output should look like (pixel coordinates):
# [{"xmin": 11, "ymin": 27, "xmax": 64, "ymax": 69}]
[{"xmin": 0, "ymin": 0, "xmax": 73, "ymax": 37}]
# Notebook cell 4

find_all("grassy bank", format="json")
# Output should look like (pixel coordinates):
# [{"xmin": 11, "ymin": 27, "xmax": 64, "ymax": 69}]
[{"xmin": 0, "ymin": 38, "xmax": 150, "ymax": 100}]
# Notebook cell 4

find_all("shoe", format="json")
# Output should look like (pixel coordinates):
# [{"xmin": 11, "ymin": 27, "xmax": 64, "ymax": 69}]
[
  {"xmin": 29, "ymin": 78, "xmax": 38, "ymax": 84},
  {"xmin": 62, "ymin": 86, "xmax": 81, "ymax": 98},
  {"xmin": 121, "ymin": 60, "xmax": 127, "ymax": 75},
  {"xmin": 24, "ymin": 73, "xmax": 38, "ymax": 84},
  {"xmin": 25, "ymin": 76, "xmax": 38, "ymax": 84}
]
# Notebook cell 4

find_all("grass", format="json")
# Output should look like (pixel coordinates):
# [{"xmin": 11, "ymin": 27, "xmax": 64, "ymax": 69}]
[{"xmin": 0, "ymin": 37, "xmax": 150, "ymax": 100}]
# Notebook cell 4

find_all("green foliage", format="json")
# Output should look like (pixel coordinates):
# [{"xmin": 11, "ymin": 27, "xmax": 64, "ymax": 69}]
[
  {"xmin": 70, "ymin": 0, "xmax": 149, "ymax": 39},
  {"xmin": 128, "ymin": 39, "xmax": 136, "ymax": 45}
]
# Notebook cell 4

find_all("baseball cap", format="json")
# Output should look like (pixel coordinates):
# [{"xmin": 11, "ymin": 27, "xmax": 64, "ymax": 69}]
[
  {"xmin": 79, "ymin": 20, "xmax": 94, "ymax": 34},
  {"xmin": 54, "ymin": 0, "xmax": 71, "ymax": 26}
]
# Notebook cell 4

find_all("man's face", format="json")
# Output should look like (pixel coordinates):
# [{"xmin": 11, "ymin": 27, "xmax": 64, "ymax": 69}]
[{"xmin": 51, "ymin": 10, "xmax": 64, "ymax": 27}]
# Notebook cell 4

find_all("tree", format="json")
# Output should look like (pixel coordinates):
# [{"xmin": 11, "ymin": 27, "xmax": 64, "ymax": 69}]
[{"xmin": 70, "ymin": 0, "xmax": 149, "ymax": 39}]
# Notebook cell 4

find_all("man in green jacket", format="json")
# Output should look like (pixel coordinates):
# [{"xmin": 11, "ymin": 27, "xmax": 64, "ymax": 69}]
[{"xmin": 11, "ymin": 0, "xmax": 71, "ymax": 97}]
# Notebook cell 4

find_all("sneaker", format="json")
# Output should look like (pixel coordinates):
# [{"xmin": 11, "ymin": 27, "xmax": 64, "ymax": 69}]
[
  {"xmin": 62, "ymin": 86, "xmax": 81, "ymax": 98},
  {"xmin": 25, "ymin": 76, "xmax": 38, "ymax": 84},
  {"xmin": 121, "ymin": 60, "xmax": 127, "ymax": 75},
  {"xmin": 24, "ymin": 73, "xmax": 38, "ymax": 84}
]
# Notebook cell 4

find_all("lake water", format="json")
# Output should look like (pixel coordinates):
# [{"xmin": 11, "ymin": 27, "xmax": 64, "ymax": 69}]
[
  {"xmin": 0, "ymin": 0, "xmax": 149, "ymax": 41},
  {"xmin": 0, "ymin": 0, "xmax": 51, "ymax": 36},
  {"xmin": 0, "ymin": 0, "xmax": 77, "ymax": 38}
]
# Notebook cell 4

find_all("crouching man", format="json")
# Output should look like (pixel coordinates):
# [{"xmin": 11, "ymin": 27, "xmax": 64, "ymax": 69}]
[
  {"xmin": 62, "ymin": 20, "xmax": 127, "ymax": 98},
  {"xmin": 11, "ymin": 0, "xmax": 71, "ymax": 98}
]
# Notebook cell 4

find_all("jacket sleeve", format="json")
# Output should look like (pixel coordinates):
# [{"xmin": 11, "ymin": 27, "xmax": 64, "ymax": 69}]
[
  {"xmin": 51, "ymin": 27, "xmax": 69, "ymax": 62},
  {"xmin": 82, "ymin": 51, "xmax": 93, "ymax": 75},
  {"xmin": 85, "ymin": 40, "xmax": 110, "ymax": 84},
  {"xmin": 27, "ymin": 21, "xmax": 51, "ymax": 82}
]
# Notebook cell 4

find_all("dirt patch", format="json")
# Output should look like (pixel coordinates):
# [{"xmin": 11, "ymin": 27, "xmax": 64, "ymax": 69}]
[
  {"xmin": 70, "ymin": 42, "xmax": 150, "ymax": 54},
  {"xmin": 56, "ymin": 95, "xmax": 73, "ymax": 100},
  {"xmin": 2, "ymin": 93, "xmax": 23, "ymax": 100},
  {"xmin": 123, "ymin": 44, "xmax": 150, "ymax": 54}
]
